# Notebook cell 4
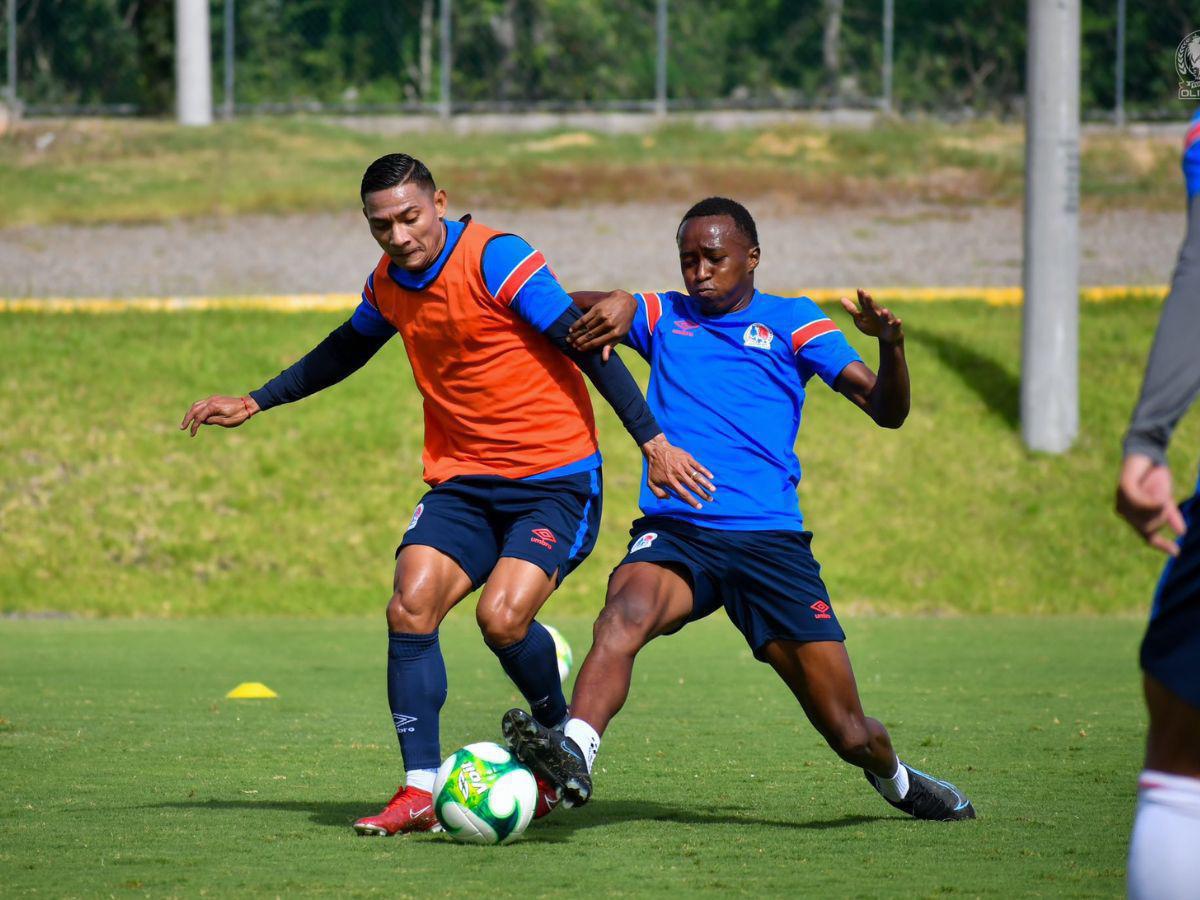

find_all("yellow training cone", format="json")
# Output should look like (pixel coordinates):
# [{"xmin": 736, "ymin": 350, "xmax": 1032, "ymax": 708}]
[{"xmin": 225, "ymin": 682, "xmax": 279, "ymax": 699}]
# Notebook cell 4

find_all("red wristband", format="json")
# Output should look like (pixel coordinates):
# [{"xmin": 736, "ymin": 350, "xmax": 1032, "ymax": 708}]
[{"xmin": 241, "ymin": 396, "xmax": 252, "ymax": 417}]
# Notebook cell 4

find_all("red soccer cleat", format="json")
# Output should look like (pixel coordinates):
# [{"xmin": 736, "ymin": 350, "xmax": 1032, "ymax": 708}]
[
  {"xmin": 533, "ymin": 770, "xmax": 562, "ymax": 819},
  {"xmin": 353, "ymin": 786, "xmax": 441, "ymax": 836}
]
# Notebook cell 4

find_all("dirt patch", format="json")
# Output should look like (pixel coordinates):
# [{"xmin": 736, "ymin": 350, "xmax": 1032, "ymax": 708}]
[{"xmin": 0, "ymin": 202, "xmax": 1184, "ymax": 299}]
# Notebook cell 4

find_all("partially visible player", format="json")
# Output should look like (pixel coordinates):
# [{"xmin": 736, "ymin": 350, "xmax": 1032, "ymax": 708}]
[
  {"xmin": 180, "ymin": 154, "xmax": 713, "ymax": 836},
  {"xmin": 1118, "ymin": 108, "xmax": 1200, "ymax": 900},
  {"xmin": 502, "ymin": 197, "xmax": 974, "ymax": 822}
]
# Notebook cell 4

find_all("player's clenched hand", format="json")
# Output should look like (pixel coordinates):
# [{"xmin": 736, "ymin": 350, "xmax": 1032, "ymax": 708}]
[
  {"xmin": 179, "ymin": 394, "xmax": 260, "ymax": 437},
  {"xmin": 569, "ymin": 291, "xmax": 637, "ymax": 362},
  {"xmin": 1116, "ymin": 454, "xmax": 1187, "ymax": 556},
  {"xmin": 641, "ymin": 434, "xmax": 715, "ymax": 511},
  {"xmin": 840, "ymin": 289, "xmax": 903, "ymax": 344}
]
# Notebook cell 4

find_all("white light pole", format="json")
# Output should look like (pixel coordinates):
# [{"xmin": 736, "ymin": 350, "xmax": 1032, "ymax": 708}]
[
  {"xmin": 175, "ymin": 0, "xmax": 213, "ymax": 126},
  {"xmin": 1021, "ymin": 0, "xmax": 1080, "ymax": 453}
]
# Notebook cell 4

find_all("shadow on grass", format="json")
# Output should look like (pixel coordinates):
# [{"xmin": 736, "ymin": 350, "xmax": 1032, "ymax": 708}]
[
  {"xmin": 149, "ymin": 797, "xmax": 891, "ymax": 843},
  {"xmin": 907, "ymin": 327, "xmax": 1020, "ymax": 429}
]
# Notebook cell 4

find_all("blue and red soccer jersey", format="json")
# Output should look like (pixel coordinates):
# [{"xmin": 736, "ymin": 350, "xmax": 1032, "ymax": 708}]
[{"xmin": 623, "ymin": 289, "xmax": 861, "ymax": 531}]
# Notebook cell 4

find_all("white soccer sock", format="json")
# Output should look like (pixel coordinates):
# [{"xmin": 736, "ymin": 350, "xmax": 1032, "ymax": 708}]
[
  {"xmin": 1129, "ymin": 770, "xmax": 1200, "ymax": 900},
  {"xmin": 405, "ymin": 768, "xmax": 437, "ymax": 793},
  {"xmin": 873, "ymin": 758, "xmax": 910, "ymax": 802},
  {"xmin": 563, "ymin": 718, "xmax": 601, "ymax": 773}
]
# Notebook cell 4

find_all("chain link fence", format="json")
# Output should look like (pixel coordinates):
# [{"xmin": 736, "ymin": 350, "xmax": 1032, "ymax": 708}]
[{"xmin": 1, "ymin": 0, "xmax": 1196, "ymax": 120}]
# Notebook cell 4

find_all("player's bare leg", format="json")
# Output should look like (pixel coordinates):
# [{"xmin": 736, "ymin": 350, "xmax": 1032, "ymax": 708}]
[
  {"xmin": 503, "ymin": 561, "xmax": 693, "ymax": 806},
  {"xmin": 355, "ymin": 545, "xmax": 474, "ymax": 836},
  {"xmin": 1143, "ymin": 674, "xmax": 1200, "ymax": 777},
  {"xmin": 1128, "ymin": 675, "xmax": 1200, "ymax": 899},
  {"xmin": 570, "ymin": 562, "xmax": 694, "ymax": 735},
  {"xmin": 760, "ymin": 640, "xmax": 896, "ymax": 776},
  {"xmin": 762, "ymin": 638, "xmax": 974, "ymax": 821}
]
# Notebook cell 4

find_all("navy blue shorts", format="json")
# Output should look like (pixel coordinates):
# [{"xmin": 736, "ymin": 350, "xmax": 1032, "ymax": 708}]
[
  {"xmin": 1141, "ymin": 485, "xmax": 1200, "ymax": 709},
  {"xmin": 616, "ymin": 515, "xmax": 845, "ymax": 659},
  {"xmin": 399, "ymin": 468, "xmax": 603, "ymax": 591}
]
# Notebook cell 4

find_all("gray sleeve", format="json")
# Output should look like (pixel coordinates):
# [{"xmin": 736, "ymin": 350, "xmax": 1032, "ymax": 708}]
[{"xmin": 1123, "ymin": 196, "xmax": 1200, "ymax": 465}]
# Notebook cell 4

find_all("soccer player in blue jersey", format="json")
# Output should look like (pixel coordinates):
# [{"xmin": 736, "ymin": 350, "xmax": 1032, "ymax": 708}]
[
  {"xmin": 502, "ymin": 196, "xmax": 975, "ymax": 822},
  {"xmin": 1118, "ymin": 108, "xmax": 1200, "ymax": 899}
]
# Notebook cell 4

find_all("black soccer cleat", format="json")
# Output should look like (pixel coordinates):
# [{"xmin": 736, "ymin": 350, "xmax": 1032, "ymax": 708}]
[
  {"xmin": 501, "ymin": 708, "xmax": 592, "ymax": 808},
  {"xmin": 865, "ymin": 763, "xmax": 976, "ymax": 821}
]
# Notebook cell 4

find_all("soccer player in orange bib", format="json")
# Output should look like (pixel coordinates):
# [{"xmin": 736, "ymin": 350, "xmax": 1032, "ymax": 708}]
[{"xmin": 180, "ymin": 154, "xmax": 712, "ymax": 835}]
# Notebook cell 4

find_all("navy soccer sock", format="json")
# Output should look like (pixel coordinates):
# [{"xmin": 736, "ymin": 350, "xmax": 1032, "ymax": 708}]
[
  {"xmin": 489, "ymin": 619, "xmax": 567, "ymax": 727},
  {"xmin": 386, "ymin": 631, "xmax": 448, "ymax": 772}
]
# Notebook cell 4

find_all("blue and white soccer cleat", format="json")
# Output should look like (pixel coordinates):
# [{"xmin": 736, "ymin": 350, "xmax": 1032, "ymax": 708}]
[{"xmin": 866, "ymin": 763, "xmax": 976, "ymax": 821}]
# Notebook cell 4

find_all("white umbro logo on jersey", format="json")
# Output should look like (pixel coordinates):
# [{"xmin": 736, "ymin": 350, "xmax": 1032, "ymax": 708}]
[
  {"xmin": 630, "ymin": 532, "xmax": 658, "ymax": 553},
  {"xmin": 406, "ymin": 503, "xmax": 424, "ymax": 532},
  {"xmin": 743, "ymin": 323, "xmax": 774, "ymax": 349}
]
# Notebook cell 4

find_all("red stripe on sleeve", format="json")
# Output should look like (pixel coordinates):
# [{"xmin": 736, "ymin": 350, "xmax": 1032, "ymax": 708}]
[
  {"xmin": 791, "ymin": 318, "xmax": 838, "ymax": 353},
  {"xmin": 1186, "ymin": 121, "xmax": 1200, "ymax": 150},
  {"xmin": 363, "ymin": 278, "xmax": 377, "ymax": 307},
  {"xmin": 495, "ymin": 250, "xmax": 547, "ymax": 306},
  {"xmin": 645, "ymin": 292, "xmax": 663, "ymax": 334}
]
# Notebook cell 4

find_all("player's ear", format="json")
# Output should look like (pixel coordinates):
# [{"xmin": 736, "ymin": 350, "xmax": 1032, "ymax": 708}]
[
  {"xmin": 433, "ymin": 188, "xmax": 448, "ymax": 219},
  {"xmin": 746, "ymin": 244, "xmax": 761, "ymax": 273}
]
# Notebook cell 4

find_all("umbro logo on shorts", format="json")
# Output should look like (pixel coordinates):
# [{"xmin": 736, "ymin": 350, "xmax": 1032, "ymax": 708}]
[
  {"xmin": 630, "ymin": 532, "xmax": 658, "ymax": 553},
  {"xmin": 810, "ymin": 600, "xmax": 832, "ymax": 620},
  {"xmin": 531, "ymin": 527, "xmax": 557, "ymax": 550}
]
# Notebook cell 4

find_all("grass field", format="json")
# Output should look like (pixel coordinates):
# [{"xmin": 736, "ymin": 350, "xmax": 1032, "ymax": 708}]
[
  {"xmin": 0, "ymin": 118, "xmax": 1184, "ymax": 227},
  {"xmin": 0, "ymin": 614, "xmax": 1142, "ymax": 897},
  {"xmin": 1, "ymin": 297, "xmax": 1195, "ymax": 619}
]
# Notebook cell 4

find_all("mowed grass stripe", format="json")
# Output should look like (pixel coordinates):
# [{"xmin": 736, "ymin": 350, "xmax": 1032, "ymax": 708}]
[
  {"xmin": 0, "ymin": 616, "xmax": 1142, "ymax": 897},
  {"xmin": 0, "ymin": 298, "xmax": 1193, "ymax": 618}
]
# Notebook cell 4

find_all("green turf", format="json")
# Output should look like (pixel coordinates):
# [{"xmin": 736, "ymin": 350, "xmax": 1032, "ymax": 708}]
[
  {"xmin": 0, "ymin": 118, "xmax": 1183, "ymax": 227},
  {"xmin": 0, "ymin": 615, "xmax": 1143, "ymax": 897},
  {"xmin": 1, "ymin": 298, "xmax": 1194, "ymax": 618}
]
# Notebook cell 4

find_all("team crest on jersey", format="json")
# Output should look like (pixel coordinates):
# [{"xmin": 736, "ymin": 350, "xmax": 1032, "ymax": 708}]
[
  {"xmin": 406, "ymin": 503, "xmax": 424, "ymax": 532},
  {"xmin": 743, "ymin": 323, "xmax": 774, "ymax": 349},
  {"xmin": 630, "ymin": 532, "xmax": 658, "ymax": 553}
]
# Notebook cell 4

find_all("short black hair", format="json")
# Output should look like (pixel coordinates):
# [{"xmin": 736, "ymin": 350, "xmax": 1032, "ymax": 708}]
[
  {"xmin": 678, "ymin": 196, "xmax": 758, "ymax": 247},
  {"xmin": 360, "ymin": 153, "xmax": 436, "ymax": 199}
]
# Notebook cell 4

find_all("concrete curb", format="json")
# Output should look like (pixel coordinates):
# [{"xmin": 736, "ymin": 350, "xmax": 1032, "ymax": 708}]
[{"xmin": 0, "ymin": 285, "xmax": 1169, "ymax": 313}]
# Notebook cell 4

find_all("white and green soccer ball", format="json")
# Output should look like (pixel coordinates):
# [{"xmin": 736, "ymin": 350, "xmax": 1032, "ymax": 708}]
[
  {"xmin": 433, "ymin": 742, "xmax": 537, "ymax": 845},
  {"xmin": 543, "ymin": 624, "xmax": 573, "ymax": 683}
]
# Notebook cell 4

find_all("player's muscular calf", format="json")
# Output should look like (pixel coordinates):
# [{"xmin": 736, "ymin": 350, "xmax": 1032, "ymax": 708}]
[
  {"xmin": 386, "ymin": 545, "xmax": 474, "ymax": 634},
  {"xmin": 570, "ymin": 562, "xmax": 694, "ymax": 735},
  {"xmin": 761, "ymin": 639, "xmax": 898, "ymax": 778}
]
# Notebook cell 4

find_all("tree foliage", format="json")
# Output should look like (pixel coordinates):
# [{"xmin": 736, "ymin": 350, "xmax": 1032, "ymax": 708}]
[{"xmin": 8, "ymin": 0, "xmax": 1200, "ymax": 115}]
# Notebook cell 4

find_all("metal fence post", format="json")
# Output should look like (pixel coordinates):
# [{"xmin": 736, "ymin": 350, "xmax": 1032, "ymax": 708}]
[
  {"xmin": 6, "ymin": 0, "xmax": 16, "ymax": 112},
  {"xmin": 655, "ymin": 0, "xmax": 667, "ymax": 116},
  {"xmin": 222, "ymin": 0, "xmax": 234, "ymax": 120},
  {"xmin": 439, "ymin": 0, "xmax": 452, "ymax": 119},
  {"xmin": 1114, "ymin": 0, "xmax": 1125, "ymax": 127},
  {"xmin": 882, "ymin": 0, "xmax": 894, "ymax": 113},
  {"xmin": 175, "ymin": 0, "xmax": 213, "ymax": 125},
  {"xmin": 1022, "ymin": 0, "xmax": 1080, "ymax": 453}
]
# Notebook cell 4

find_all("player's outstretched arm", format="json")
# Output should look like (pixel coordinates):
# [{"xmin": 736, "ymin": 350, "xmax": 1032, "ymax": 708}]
[
  {"xmin": 834, "ymin": 289, "xmax": 909, "ymax": 429},
  {"xmin": 178, "ymin": 318, "xmax": 392, "ymax": 437},
  {"xmin": 180, "ymin": 394, "xmax": 260, "ymax": 436}
]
